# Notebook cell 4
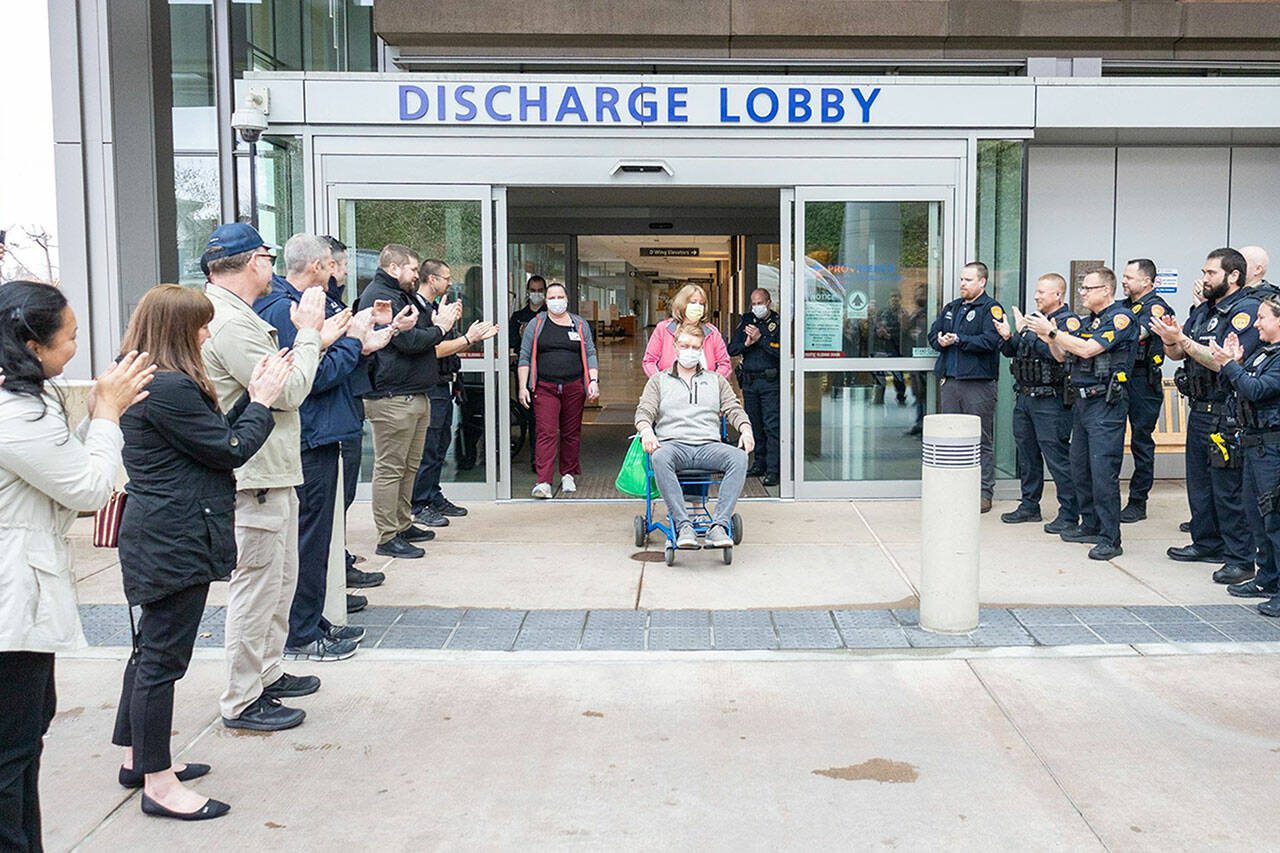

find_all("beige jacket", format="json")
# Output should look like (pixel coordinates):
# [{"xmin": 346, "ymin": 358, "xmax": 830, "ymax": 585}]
[
  {"xmin": 202, "ymin": 283, "xmax": 321, "ymax": 489},
  {"xmin": 0, "ymin": 391, "xmax": 123, "ymax": 653}
]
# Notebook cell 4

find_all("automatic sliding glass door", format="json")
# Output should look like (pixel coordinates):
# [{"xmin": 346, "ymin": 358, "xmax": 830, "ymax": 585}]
[
  {"xmin": 327, "ymin": 184, "xmax": 501, "ymax": 501},
  {"xmin": 792, "ymin": 188, "xmax": 955, "ymax": 498}
]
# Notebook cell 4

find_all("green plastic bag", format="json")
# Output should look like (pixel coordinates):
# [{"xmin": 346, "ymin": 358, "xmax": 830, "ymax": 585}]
[{"xmin": 614, "ymin": 434, "xmax": 657, "ymax": 498}]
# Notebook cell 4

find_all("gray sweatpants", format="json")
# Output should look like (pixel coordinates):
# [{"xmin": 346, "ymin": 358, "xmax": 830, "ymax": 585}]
[
  {"xmin": 650, "ymin": 441, "xmax": 748, "ymax": 530},
  {"xmin": 941, "ymin": 378, "xmax": 998, "ymax": 499}
]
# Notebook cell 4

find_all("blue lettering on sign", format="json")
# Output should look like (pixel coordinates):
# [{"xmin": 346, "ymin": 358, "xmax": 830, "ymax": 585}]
[
  {"xmin": 745, "ymin": 87, "xmax": 779, "ymax": 123},
  {"xmin": 520, "ymin": 86, "xmax": 548, "ymax": 122},
  {"xmin": 399, "ymin": 85, "xmax": 428, "ymax": 121},
  {"xmin": 556, "ymin": 86, "xmax": 588, "ymax": 122},
  {"xmin": 597, "ymin": 87, "xmax": 621, "ymax": 122},
  {"xmin": 852, "ymin": 87, "xmax": 881, "ymax": 123},
  {"xmin": 395, "ymin": 82, "xmax": 885, "ymax": 125},
  {"xmin": 788, "ymin": 88, "xmax": 812, "ymax": 123},
  {"xmin": 668, "ymin": 86, "xmax": 688, "ymax": 123},
  {"xmin": 628, "ymin": 86, "xmax": 657, "ymax": 122},
  {"xmin": 719, "ymin": 87, "xmax": 740, "ymax": 123},
  {"xmin": 820, "ymin": 88, "xmax": 844, "ymax": 123},
  {"xmin": 454, "ymin": 85, "xmax": 477, "ymax": 121}
]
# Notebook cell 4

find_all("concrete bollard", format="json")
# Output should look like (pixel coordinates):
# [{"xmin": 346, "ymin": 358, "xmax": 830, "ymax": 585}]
[{"xmin": 919, "ymin": 413, "xmax": 981, "ymax": 634}]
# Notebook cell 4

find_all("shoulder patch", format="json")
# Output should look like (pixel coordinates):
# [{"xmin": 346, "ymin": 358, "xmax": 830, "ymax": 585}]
[
  {"xmin": 1151, "ymin": 304, "xmax": 1166, "ymax": 319},
  {"xmin": 1233, "ymin": 312, "xmax": 1252, "ymax": 331},
  {"xmin": 1066, "ymin": 317, "xmax": 1081, "ymax": 332},
  {"xmin": 990, "ymin": 305, "xmax": 1004, "ymax": 320},
  {"xmin": 1102, "ymin": 330, "xmax": 1115, "ymax": 342},
  {"xmin": 1113, "ymin": 313, "xmax": 1131, "ymax": 330}
]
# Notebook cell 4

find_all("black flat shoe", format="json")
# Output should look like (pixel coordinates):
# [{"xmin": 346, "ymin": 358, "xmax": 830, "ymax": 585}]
[
  {"xmin": 1212, "ymin": 564, "xmax": 1256, "ymax": 585},
  {"xmin": 1000, "ymin": 506, "xmax": 1041, "ymax": 524},
  {"xmin": 1166, "ymin": 544, "xmax": 1225, "ymax": 564},
  {"xmin": 119, "ymin": 763, "xmax": 210, "ymax": 789},
  {"xmin": 141, "ymin": 793, "xmax": 230, "ymax": 821}
]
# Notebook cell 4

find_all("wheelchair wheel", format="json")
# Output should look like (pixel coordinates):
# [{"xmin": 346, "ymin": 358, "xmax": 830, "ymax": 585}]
[
  {"xmin": 731, "ymin": 513, "xmax": 743, "ymax": 545},
  {"xmin": 633, "ymin": 515, "xmax": 648, "ymax": 548},
  {"xmin": 722, "ymin": 546, "xmax": 733, "ymax": 565},
  {"xmin": 664, "ymin": 545, "xmax": 676, "ymax": 566}
]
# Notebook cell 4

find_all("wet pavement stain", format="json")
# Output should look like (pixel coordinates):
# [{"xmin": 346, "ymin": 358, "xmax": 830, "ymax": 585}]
[
  {"xmin": 582, "ymin": 710, "xmax": 605, "ymax": 718},
  {"xmin": 264, "ymin": 821, "xmax": 285, "ymax": 829},
  {"xmin": 813, "ymin": 758, "xmax": 919, "ymax": 784},
  {"xmin": 630, "ymin": 551, "xmax": 666, "ymax": 562}
]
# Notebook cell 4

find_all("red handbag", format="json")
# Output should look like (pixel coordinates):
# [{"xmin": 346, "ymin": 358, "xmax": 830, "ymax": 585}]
[{"xmin": 92, "ymin": 491, "xmax": 128, "ymax": 548}]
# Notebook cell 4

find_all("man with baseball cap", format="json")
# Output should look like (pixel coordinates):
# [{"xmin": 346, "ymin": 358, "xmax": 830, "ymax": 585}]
[{"xmin": 200, "ymin": 222, "xmax": 326, "ymax": 731}]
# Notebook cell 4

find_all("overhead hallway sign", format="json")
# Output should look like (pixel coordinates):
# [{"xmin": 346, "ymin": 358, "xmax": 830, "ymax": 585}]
[{"xmin": 291, "ymin": 78, "xmax": 1037, "ymax": 128}]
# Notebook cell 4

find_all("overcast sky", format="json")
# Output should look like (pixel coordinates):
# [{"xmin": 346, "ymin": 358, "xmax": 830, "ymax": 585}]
[{"xmin": 0, "ymin": 1, "xmax": 58, "ymax": 279}]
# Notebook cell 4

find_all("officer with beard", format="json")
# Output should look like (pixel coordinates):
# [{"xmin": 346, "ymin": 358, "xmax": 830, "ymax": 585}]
[{"xmin": 1150, "ymin": 248, "xmax": 1261, "ymax": 584}]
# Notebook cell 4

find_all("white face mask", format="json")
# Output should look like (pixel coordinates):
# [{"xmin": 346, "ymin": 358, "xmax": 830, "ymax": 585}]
[
  {"xmin": 676, "ymin": 347, "xmax": 702, "ymax": 368},
  {"xmin": 751, "ymin": 304, "xmax": 769, "ymax": 319},
  {"xmin": 528, "ymin": 291, "xmax": 545, "ymax": 307},
  {"xmin": 684, "ymin": 302, "xmax": 705, "ymax": 322},
  {"xmin": 546, "ymin": 297, "xmax": 568, "ymax": 315}
]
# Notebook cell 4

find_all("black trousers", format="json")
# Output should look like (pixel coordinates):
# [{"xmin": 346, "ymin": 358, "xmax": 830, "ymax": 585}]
[
  {"xmin": 0, "ymin": 652, "xmax": 55, "ymax": 852},
  {"xmin": 742, "ymin": 375, "xmax": 781, "ymax": 476},
  {"xmin": 110, "ymin": 583, "xmax": 209, "ymax": 774},
  {"xmin": 412, "ymin": 384, "xmax": 455, "ymax": 511},
  {"xmin": 290, "ymin": 443, "xmax": 340, "ymax": 646},
  {"xmin": 1126, "ymin": 373, "xmax": 1164, "ymax": 505},
  {"xmin": 341, "ymin": 435, "xmax": 362, "ymax": 570}
]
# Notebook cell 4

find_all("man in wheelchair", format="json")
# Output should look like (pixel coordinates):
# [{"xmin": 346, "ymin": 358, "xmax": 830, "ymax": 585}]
[{"xmin": 634, "ymin": 325, "xmax": 755, "ymax": 549}]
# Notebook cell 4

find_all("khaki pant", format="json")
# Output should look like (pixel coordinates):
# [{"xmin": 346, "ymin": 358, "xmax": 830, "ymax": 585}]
[
  {"xmin": 365, "ymin": 394, "xmax": 430, "ymax": 544},
  {"xmin": 220, "ymin": 488, "xmax": 299, "ymax": 720}
]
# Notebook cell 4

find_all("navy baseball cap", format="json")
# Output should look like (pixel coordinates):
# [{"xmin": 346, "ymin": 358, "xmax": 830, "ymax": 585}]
[{"xmin": 199, "ymin": 223, "xmax": 276, "ymax": 275}]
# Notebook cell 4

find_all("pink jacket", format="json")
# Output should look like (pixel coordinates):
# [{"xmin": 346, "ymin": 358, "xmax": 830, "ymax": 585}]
[{"xmin": 642, "ymin": 320, "xmax": 734, "ymax": 378}]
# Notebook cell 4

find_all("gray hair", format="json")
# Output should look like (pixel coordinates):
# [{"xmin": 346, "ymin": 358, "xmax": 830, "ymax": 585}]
[{"xmin": 283, "ymin": 233, "xmax": 332, "ymax": 274}]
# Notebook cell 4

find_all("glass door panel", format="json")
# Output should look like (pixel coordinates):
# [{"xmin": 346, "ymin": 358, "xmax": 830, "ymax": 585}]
[
  {"xmin": 329, "ymin": 185, "xmax": 499, "ymax": 500},
  {"xmin": 793, "ymin": 189, "xmax": 954, "ymax": 495}
]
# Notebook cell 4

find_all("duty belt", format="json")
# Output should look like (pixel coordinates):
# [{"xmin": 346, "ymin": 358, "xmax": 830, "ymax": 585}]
[
  {"xmin": 1239, "ymin": 430, "xmax": 1280, "ymax": 449},
  {"xmin": 1076, "ymin": 385, "xmax": 1108, "ymax": 399},
  {"xmin": 1018, "ymin": 386, "xmax": 1059, "ymax": 398},
  {"xmin": 1190, "ymin": 400, "xmax": 1227, "ymax": 414}
]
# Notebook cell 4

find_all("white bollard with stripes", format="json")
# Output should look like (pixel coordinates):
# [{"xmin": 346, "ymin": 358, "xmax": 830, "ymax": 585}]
[{"xmin": 919, "ymin": 413, "xmax": 982, "ymax": 633}]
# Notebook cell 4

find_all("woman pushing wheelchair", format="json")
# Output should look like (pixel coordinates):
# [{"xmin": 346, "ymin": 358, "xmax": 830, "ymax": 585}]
[{"xmin": 634, "ymin": 324, "xmax": 754, "ymax": 550}]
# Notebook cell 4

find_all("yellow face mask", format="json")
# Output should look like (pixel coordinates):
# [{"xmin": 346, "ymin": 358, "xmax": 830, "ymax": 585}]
[{"xmin": 684, "ymin": 302, "xmax": 705, "ymax": 322}]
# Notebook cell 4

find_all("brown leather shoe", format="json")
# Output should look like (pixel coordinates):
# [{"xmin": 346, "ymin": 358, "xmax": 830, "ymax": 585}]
[{"xmin": 980, "ymin": 497, "xmax": 992, "ymax": 514}]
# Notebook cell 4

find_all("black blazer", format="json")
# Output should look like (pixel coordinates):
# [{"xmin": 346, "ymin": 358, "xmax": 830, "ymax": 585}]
[{"xmin": 117, "ymin": 371, "xmax": 274, "ymax": 606}]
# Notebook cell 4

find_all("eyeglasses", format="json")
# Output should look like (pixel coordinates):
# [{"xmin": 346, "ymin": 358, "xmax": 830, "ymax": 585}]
[{"xmin": 1078, "ymin": 284, "xmax": 1110, "ymax": 293}]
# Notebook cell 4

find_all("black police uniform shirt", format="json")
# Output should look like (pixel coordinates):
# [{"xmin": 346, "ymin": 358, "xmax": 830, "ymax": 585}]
[
  {"xmin": 927, "ymin": 291, "xmax": 1005, "ymax": 380},
  {"xmin": 509, "ymin": 302, "xmax": 545, "ymax": 350},
  {"xmin": 1000, "ymin": 303, "xmax": 1078, "ymax": 361},
  {"xmin": 727, "ymin": 309, "xmax": 781, "ymax": 375},
  {"xmin": 1181, "ymin": 287, "xmax": 1263, "ymax": 398},
  {"xmin": 1122, "ymin": 290, "xmax": 1174, "ymax": 374},
  {"xmin": 1222, "ymin": 343, "xmax": 1280, "ymax": 430},
  {"xmin": 1070, "ymin": 301, "xmax": 1139, "ymax": 388}
]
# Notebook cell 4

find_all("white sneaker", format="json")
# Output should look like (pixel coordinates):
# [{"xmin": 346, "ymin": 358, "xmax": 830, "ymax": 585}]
[
  {"xmin": 532, "ymin": 482, "xmax": 553, "ymax": 499},
  {"xmin": 561, "ymin": 474, "xmax": 577, "ymax": 494}
]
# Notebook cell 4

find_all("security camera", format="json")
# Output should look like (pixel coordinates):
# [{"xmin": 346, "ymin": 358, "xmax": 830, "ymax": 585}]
[{"xmin": 232, "ymin": 105, "xmax": 268, "ymax": 143}]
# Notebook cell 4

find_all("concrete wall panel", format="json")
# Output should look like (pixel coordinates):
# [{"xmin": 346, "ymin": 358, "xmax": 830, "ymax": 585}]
[
  {"xmin": 1024, "ymin": 146, "xmax": 1115, "ymax": 307},
  {"xmin": 1227, "ymin": 147, "xmax": 1280, "ymax": 263}
]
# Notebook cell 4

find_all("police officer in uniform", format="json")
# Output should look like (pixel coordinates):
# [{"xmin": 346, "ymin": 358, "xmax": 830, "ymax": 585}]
[
  {"xmin": 1150, "ymin": 248, "xmax": 1261, "ymax": 584},
  {"xmin": 928, "ymin": 261, "xmax": 1005, "ymax": 513},
  {"xmin": 1213, "ymin": 296, "xmax": 1280, "ymax": 614},
  {"xmin": 1025, "ymin": 267, "xmax": 1137, "ymax": 560},
  {"xmin": 728, "ymin": 288, "xmax": 782, "ymax": 486},
  {"xmin": 1119, "ymin": 258, "xmax": 1175, "ymax": 523},
  {"xmin": 994, "ymin": 273, "xmax": 1079, "ymax": 532}
]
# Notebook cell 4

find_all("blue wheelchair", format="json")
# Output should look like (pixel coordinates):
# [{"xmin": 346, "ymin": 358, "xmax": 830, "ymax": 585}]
[{"xmin": 633, "ymin": 450, "xmax": 744, "ymax": 566}]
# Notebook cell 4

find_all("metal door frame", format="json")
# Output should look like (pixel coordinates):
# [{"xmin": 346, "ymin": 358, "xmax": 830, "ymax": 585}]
[{"xmin": 791, "ymin": 185, "xmax": 959, "ymax": 499}]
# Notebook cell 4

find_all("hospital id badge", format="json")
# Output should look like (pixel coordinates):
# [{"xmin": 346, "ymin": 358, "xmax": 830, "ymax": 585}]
[{"xmin": 567, "ymin": 332, "xmax": 581, "ymax": 341}]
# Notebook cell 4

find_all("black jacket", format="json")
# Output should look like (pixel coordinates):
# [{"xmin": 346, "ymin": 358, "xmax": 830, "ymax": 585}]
[
  {"xmin": 356, "ymin": 269, "xmax": 443, "ymax": 396},
  {"xmin": 117, "ymin": 371, "xmax": 274, "ymax": 606}
]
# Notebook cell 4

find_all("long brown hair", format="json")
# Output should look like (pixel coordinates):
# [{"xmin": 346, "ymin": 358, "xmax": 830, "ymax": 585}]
[{"xmin": 120, "ymin": 285, "xmax": 217, "ymax": 400}]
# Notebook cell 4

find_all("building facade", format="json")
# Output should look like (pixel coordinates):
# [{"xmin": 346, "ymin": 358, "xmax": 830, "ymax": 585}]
[{"xmin": 49, "ymin": 1, "xmax": 1280, "ymax": 500}]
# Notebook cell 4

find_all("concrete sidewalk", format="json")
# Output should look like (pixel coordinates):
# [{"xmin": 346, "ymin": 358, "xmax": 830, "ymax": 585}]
[
  {"xmin": 70, "ymin": 480, "xmax": 1231, "ymax": 613},
  {"xmin": 45, "ymin": 651, "xmax": 1280, "ymax": 850}
]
